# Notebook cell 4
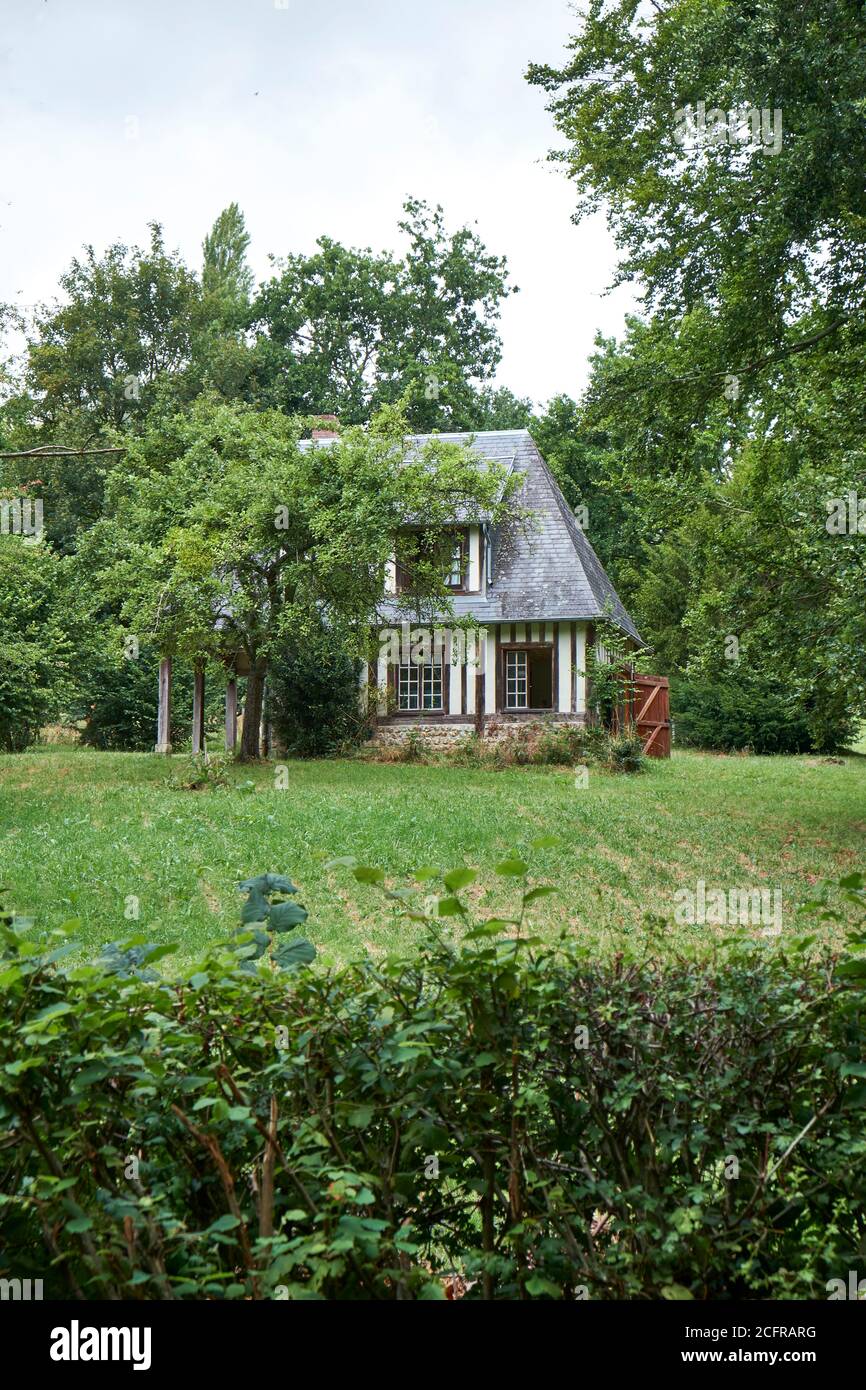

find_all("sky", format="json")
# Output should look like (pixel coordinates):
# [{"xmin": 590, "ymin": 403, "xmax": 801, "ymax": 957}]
[{"xmin": 0, "ymin": 0, "xmax": 638, "ymax": 407}]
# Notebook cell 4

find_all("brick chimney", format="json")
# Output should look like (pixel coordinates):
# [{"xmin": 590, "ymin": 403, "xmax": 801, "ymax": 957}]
[{"xmin": 312, "ymin": 414, "xmax": 340, "ymax": 441}]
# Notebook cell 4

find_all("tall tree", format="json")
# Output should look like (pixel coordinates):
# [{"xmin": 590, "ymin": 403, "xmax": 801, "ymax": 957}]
[
  {"xmin": 525, "ymin": 0, "xmax": 866, "ymax": 745},
  {"xmin": 527, "ymin": 0, "xmax": 866, "ymax": 371},
  {"xmin": 22, "ymin": 223, "xmax": 199, "ymax": 433},
  {"xmin": 78, "ymin": 397, "xmax": 521, "ymax": 759},
  {"xmin": 202, "ymin": 201, "xmax": 254, "ymax": 315},
  {"xmin": 250, "ymin": 198, "xmax": 517, "ymax": 429}
]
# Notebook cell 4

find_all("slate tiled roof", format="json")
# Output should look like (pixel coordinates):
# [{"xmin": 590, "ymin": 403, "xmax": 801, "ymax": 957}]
[{"xmin": 373, "ymin": 429, "xmax": 641, "ymax": 642}]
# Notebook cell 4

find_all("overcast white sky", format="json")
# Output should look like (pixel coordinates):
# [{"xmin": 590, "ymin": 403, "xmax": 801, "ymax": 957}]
[{"xmin": 0, "ymin": 0, "xmax": 637, "ymax": 406}]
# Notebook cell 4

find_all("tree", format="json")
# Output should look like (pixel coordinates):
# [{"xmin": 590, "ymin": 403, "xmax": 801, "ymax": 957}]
[
  {"xmin": 530, "ymin": 389, "xmax": 645, "ymax": 599},
  {"xmin": 202, "ymin": 202, "xmax": 253, "ymax": 317},
  {"xmin": 79, "ymin": 397, "xmax": 521, "ymax": 759},
  {"xmin": 250, "ymin": 198, "xmax": 517, "ymax": 429},
  {"xmin": 0, "ymin": 226, "xmax": 200, "ymax": 549},
  {"xmin": 0, "ymin": 199, "xmax": 527, "ymax": 553},
  {"xmin": 526, "ymin": 2, "xmax": 866, "ymax": 746},
  {"xmin": 23, "ymin": 223, "xmax": 199, "ymax": 433},
  {"xmin": 527, "ymin": 0, "xmax": 866, "ymax": 369},
  {"xmin": 0, "ymin": 536, "xmax": 75, "ymax": 750},
  {"xmin": 470, "ymin": 385, "xmax": 535, "ymax": 431}
]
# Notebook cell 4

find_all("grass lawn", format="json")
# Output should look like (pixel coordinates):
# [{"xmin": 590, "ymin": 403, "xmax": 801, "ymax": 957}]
[{"xmin": 1, "ymin": 745, "xmax": 863, "ymax": 965}]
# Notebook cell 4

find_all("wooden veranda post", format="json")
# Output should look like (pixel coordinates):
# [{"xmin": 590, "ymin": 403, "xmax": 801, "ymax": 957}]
[
  {"xmin": 192, "ymin": 665, "xmax": 205, "ymax": 755},
  {"xmin": 225, "ymin": 678, "xmax": 238, "ymax": 753},
  {"xmin": 155, "ymin": 656, "xmax": 173, "ymax": 755}
]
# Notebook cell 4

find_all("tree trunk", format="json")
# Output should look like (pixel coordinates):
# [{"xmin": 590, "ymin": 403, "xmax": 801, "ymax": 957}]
[{"xmin": 239, "ymin": 668, "xmax": 265, "ymax": 761}]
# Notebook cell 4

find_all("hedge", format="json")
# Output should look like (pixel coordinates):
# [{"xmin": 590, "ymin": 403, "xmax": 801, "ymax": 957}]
[{"xmin": 0, "ymin": 863, "xmax": 864, "ymax": 1300}]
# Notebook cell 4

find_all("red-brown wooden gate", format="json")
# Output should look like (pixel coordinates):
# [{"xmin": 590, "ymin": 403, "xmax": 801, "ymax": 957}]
[{"xmin": 617, "ymin": 673, "xmax": 671, "ymax": 757}]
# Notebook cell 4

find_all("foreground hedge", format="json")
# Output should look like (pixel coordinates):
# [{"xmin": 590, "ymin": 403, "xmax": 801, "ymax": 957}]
[{"xmin": 0, "ymin": 869, "xmax": 864, "ymax": 1300}]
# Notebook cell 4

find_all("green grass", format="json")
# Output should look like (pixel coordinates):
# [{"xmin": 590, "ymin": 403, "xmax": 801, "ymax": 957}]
[{"xmin": 1, "ymin": 746, "xmax": 863, "ymax": 964}]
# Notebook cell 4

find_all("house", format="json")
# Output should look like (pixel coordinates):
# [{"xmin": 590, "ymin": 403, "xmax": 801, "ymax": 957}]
[
  {"xmin": 362, "ymin": 428, "xmax": 642, "ymax": 750},
  {"xmin": 152, "ymin": 425, "xmax": 654, "ymax": 757}
]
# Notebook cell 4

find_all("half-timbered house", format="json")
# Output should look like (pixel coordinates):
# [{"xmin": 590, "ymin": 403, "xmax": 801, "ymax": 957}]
[
  {"xmin": 153, "ymin": 425, "xmax": 654, "ymax": 756},
  {"xmin": 361, "ymin": 428, "xmax": 641, "ymax": 749}
]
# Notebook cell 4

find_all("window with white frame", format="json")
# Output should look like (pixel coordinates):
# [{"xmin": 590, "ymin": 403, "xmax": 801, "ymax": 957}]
[
  {"xmin": 397, "ymin": 661, "xmax": 443, "ymax": 711},
  {"xmin": 446, "ymin": 540, "xmax": 463, "ymax": 587},
  {"xmin": 505, "ymin": 649, "xmax": 528, "ymax": 709}
]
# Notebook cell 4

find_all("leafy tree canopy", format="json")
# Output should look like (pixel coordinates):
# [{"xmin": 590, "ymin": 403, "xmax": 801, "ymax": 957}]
[{"xmin": 77, "ymin": 396, "xmax": 521, "ymax": 757}]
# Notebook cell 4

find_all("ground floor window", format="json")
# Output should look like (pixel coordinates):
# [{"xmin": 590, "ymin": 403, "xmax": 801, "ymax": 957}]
[
  {"xmin": 504, "ymin": 647, "xmax": 553, "ymax": 710},
  {"xmin": 397, "ymin": 661, "xmax": 443, "ymax": 711}
]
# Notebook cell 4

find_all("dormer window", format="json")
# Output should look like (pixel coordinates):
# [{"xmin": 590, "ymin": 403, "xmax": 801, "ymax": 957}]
[
  {"xmin": 445, "ymin": 533, "xmax": 467, "ymax": 589},
  {"xmin": 395, "ymin": 529, "xmax": 469, "ymax": 594}
]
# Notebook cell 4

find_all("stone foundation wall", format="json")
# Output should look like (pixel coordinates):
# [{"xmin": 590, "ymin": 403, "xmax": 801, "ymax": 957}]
[
  {"xmin": 373, "ymin": 714, "xmax": 588, "ymax": 753},
  {"xmin": 373, "ymin": 722, "xmax": 471, "ymax": 752},
  {"xmin": 482, "ymin": 715, "xmax": 587, "ymax": 744}
]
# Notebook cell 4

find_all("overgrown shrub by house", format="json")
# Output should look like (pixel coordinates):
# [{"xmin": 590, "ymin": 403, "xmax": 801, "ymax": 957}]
[
  {"xmin": 671, "ymin": 671, "xmax": 852, "ymax": 755},
  {"xmin": 0, "ymin": 863, "xmax": 863, "ymax": 1301},
  {"xmin": 602, "ymin": 730, "xmax": 646, "ymax": 773},
  {"xmin": 269, "ymin": 629, "xmax": 369, "ymax": 757},
  {"xmin": 427, "ymin": 723, "xmax": 634, "ymax": 770}
]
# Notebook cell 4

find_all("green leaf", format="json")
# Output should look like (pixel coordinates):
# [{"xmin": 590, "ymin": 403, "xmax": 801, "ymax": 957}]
[
  {"xmin": 495, "ymin": 858, "xmax": 528, "ymax": 877},
  {"xmin": 348, "ymin": 1104, "xmax": 374, "ymax": 1129},
  {"xmin": 237, "ymin": 875, "xmax": 269, "ymax": 894},
  {"xmin": 66, "ymin": 1217, "xmax": 94, "ymax": 1234},
  {"xmin": 240, "ymin": 888, "xmax": 269, "ymax": 924},
  {"xmin": 208, "ymin": 1214, "xmax": 241, "ymax": 1233},
  {"xmin": 353, "ymin": 865, "xmax": 385, "ymax": 884},
  {"xmin": 525, "ymin": 1275, "xmax": 561, "ymax": 1298},
  {"xmin": 523, "ymin": 885, "xmax": 556, "ymax": 904},
  {"xmin": 661, "ymin": 1284, "xmax": 694, "ymax": 1300},
  {"xmin": 273, "ymin": 938, "xmax": 316, "ymax": 969},
  {"xmin": 443, "ymin": 867, "xmax": 477, "ymax": 892},
  {"xmin": 435, "ymin": 896, "xmax": 465, "ymax": 916},
  {"xmin": 265, "ymin": 874, "xmax": 299, "ymax": 894},
  {"xmin": 465, "ymin": 918, "xmax": 516, "ymax": 939},
  {"xmin": 530, "ymin": 835, "xmax": 562, "ymax": 850},
  {"xmin": 269, "ymin": 900, "xmax": 308, "ymax": 932}
]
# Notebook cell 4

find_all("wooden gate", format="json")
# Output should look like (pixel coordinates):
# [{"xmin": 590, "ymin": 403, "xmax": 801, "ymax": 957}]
[{"xmin": 617, "ymin": 673, "xmax": 671, "ymax": 757}]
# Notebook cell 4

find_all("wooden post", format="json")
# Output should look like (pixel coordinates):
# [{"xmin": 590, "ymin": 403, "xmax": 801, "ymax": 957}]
[
  {"xmin": 225, "ymin": 677, "xmax": 238, "ymax": 753},
  {"xmin": 475, "ymin": 672, "xmax": 484, "ymax": 737},
  {"xmin": 155, "ymin": 656, "xmax": 173, "ymax": 754},
  {"xmin": 192, "ymin": 665, "xmax": 205, "ymax": 755},
  {"xmin": 260, "ymin": 677, "xmax": 271, "ymax": 758}
]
